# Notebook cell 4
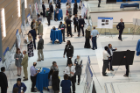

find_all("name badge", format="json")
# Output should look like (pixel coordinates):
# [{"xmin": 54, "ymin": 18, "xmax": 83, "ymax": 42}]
[
  {"xmin": 69, "ymin": 48, "xmax": 71, "ymax": 49},
  {"xmin": 68, "ymin": 24, "xmax": 70, "ymax": 26}
]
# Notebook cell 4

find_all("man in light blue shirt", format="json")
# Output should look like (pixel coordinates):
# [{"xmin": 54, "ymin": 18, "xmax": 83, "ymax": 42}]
[
  {"xmin": 30, "ymin": 62, "xmax": 40, "ymax": 92},
  {"xmin": 91, "ymin": 27, "xmax": 99, "ymax": 50}
]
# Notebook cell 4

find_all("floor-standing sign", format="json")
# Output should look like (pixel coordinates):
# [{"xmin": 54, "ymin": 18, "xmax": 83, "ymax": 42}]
[{"xmin": 34, "ymin": 2, "xmax": 39, "ymax": 15}]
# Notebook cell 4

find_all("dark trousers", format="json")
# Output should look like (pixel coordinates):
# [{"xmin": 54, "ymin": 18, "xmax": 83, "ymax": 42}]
[
  {"xmin": 125, "ymin": 65, "xmax": 129, "ymax": 76},
  {"xmin": 61, "ymin": 30, "xmax": 65, "ymax": 41},
  {"xmin": 66, "ymin": 57, "xmax": 72, "ymax": 66},
  {"xmin": 43, "ymin": 10, "xmax": 45, "ymax": 17},
  {"xmin": 67, "ymin": 27, "xmax": 72, "ymax": 37},
  {"xmin": 76, "ymin": 75, "xmax": 80, "ymax": 83},
  {"xmin": 47, "ymin": 17, "xmax": 50, "ymax": 25},
  {"xmin": 55, "ymin": 13, "xmax": 58, "ymax": 20},
  {"xmin": 102, "ymin": 60, "xmax": 109, "ymax": 75},
  {"xmin": 74, "ymin": 24, "xmax": 78, "ymax": 32},
  {"xmin": 33, "ymin": 39, "xmax": 36, "ymax": 49},
  {"xmin": 1, "ymin": 86, "xmax": 7, "ymax": 93},
  {"xmin": 92, "ymin": 37, "xmax": 97, "ymax": 49},
  {"xmin": 98, "ymin": 0, "xmax": 101, "ymax": 7},
  {"xmin": 68, "ymin": 76, "xmax": 76, "ymax": 93},
  {"xmin": 31, "ymin": 76, "xmax": 37, "ymax": 91},
  {"xmin": 108, "ymin": 56, "xmax": 113, "ymax": 70},
  {"xmin": 78, "ymin": 26, "xmax": 84, "ymax": 36},
  {"xmin": 118, "ymin": 30, "xmax": 123, "ymax": 40}
]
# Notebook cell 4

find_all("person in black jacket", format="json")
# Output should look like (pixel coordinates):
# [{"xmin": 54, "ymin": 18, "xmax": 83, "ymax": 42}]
[
  {"xmin": 73, "ymin": 14, "xmax": 78, "ymax": 33},
  {"xmin": 58, "ymin": 22, "xmax": 65, "ymax": 42},
  {"xmin": 98, "ymin": 0, "xmax": 101, "ymax": 7},
  {"xmin": 42, "ymin": 1, "xmax": 46, "ymax": 17},
  {"xmin": 73, "ymin": 1, "xmax": 78, "ymax": 15},
  {"xmin": 46, "ymin": 8, "xmax": 51, "ymax": 26},
  {"xmin": 63, "ymin": 40, "xmax": 74, "ymax": 66},
  {"xmin": 78, "ymin": 16, "xmax": 85, "ymax": 37},
  {"xmin": 66, "ymin": 16, "xmax": 72, "ymax": 37},
  {"xmin": 28, "ymin": 28, "xmax": 37, "ymax": 49},
  {"xmin": 49, "ymin": 2, "xmax": 53, "ymax": 19},
  {"xmin": 57, "ymin": 0, "xmax": 61, "ymax": 9},
  {"xmin": 52, "ymin": 71, "xmax": 60, "ymax": 93},
  {"xmin": 107, "ymin": 44, "xmax": 117, "ymax": 71},
  {"xmin": 116, "ymin": 18, "xmax": 125, "ymax": 41},
  {"xmin": 0, "ymin": 67, "xmax": 8, "ymax": 93}
]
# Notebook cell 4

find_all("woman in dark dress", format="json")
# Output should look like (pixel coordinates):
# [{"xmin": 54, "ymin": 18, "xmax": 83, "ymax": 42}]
[
  {"xmin": 52, "ymin": 71, "xmax": 60, "ymax": 93},
  {"xmin": 74, "ymin": 55, "xmax": 82, "ymax": 85},
  {"xmin": 73, "ymin": 1, "xmax": 78, "ymax": 15},
  {"xmin": 84, "ymin": 26, "xmax": 91, "ymax": 48}
]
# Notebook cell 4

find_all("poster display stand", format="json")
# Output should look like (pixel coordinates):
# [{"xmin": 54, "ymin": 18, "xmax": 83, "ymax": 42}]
[
  {"xmin": 97, "ymin": 17, "xmax": 113, "ymax": 37},
  {"xmin": 132, "ymin": 18, "xmax": 140, "ymax": 39}
]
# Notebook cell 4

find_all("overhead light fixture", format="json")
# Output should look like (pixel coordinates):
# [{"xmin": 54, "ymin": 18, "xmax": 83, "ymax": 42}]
[
  {"xmin": 25, "ymin": 0, "xmax": 27, "ymax": 8},
  {"xmin": 18, "ymin": 0, "xmax": 20, "ymax": 17},
  {"xmin": 1, "ymin": 8, "xmax": 6, "ymax": 37}
]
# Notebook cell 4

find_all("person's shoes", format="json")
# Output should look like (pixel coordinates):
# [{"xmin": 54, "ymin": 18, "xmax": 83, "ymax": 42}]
[
  {"xmin": 23, "ymin": 79, "xmax": 28, "ymax": 81},
  {"xmin": 103, "ymin": 74, "xmax": 108, "ymax": 76},
  {"xmin": 110, "ymin": 69, "xmax": 114, "ymax": 71},
  {"xmin": 98, "ymin": 6, "xmax": 101, "ymax": 7},
  {"xmin": 107, "ymin": 68, "xmax": 110, "ymax": 71},
  {"xmin": 77, "ymin": 83, "xmax": 80, "ymax": 85},
  {"xmin": 92, "ymin": 48, "xmax": 95, "ymax": 50},
  {"xmin": 63, "ymin": 41, "xmax": 65, "ymax": 42},
  {"xmin": 23, "ymin": 77, "xmax": 25, "ymax": 78},
  {"xmin": 83, "ymin": 35, "xmax": 84, "ymax": 37},
  {"xmin": 37, "ymin": 60, "xmax": 41, "ymax": 62},
  {"xmin": 31, "ymin": 90, "xmax": 37, "ymax": 92},
  {"xmin": 124, "ymin": 74, "xmax": 128, "ymax": 77},
  {"xmin": 41, "ymin": 59, "xmax": 44, "ymax": 61}
]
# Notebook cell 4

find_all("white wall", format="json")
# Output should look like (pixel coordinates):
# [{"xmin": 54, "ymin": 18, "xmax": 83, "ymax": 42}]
[{"xmin": 90, "ymin": 11, "xmax": 140, "ymax": 23}]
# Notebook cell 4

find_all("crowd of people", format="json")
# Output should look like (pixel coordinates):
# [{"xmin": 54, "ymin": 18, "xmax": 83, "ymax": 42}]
[{"xmin": 0, "ymin": 0, "xmax": 128, "ymax": 92}]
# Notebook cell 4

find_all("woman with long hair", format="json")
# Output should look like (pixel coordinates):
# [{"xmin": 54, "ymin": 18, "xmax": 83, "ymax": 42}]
[
  {"xmin": 84, "ymin": 26, "xmax": 91, "ymax": 48},
  {"xmin": 27, "ymin": 33, "xmax": 34, "ymax": 57},
  {"xmin": 14, "ymin": 48, "xmax": 23, "ymax": 76},
  {"xmin": 48, "ymin": 69, "xmax": 54, "ymax": 93},
  {"xmin": 52, "ymin": 71, "xmax": 60, "ymax": 93}
]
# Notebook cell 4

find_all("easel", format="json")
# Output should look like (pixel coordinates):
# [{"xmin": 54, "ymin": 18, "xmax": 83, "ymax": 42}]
[{"xmin": 99, "ymin": 28, "xmax": 113, "ymax": 38}]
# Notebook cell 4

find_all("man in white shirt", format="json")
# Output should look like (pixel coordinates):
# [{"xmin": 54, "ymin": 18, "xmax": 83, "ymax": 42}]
[
  {"xmin": 102, "ymin": 46, "xmax": 110, "ymax": 76},
  {"xmin": 107, "ymin": 44, "xmax": 117, "ymax": 71},
  {"xmin": 64, "ymin": 62, "xmax": 76, "ymax": 93}
]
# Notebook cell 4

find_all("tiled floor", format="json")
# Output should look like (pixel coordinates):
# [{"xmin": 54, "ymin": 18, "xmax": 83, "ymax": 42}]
[{"xmin": 1, "ymin": 1, "xmax": 140, "ymax": 93}]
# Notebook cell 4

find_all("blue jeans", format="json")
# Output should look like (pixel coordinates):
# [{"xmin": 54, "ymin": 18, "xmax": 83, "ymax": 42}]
[{"xmin": 92, "ymin": 37, "xmax": 97, "ymax": 49}]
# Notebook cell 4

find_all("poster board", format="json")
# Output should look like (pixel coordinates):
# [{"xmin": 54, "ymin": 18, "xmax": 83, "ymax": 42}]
[
  {"xmin": 16, "ymin": 30, "xmax": 21, "ymax": 48},
  {"xmin": 133, "ymin": 18, "xmax": 140, "ymax": 26},
  {"xmin": 27, "ymin": 14, "xmax": 32, "ymax": 25},
  {"xmin": 34, "ymin": 2, "xmax": 39, "ymax": 15},
  {"xmin": 97, "ymin": 17, "xmax": 113, "ymax": 29}
]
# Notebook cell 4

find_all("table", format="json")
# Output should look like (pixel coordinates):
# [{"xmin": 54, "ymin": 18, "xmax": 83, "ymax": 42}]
[
  {"xmin": 50, "ymin": 28, "xmax": 62, "ymax": 44},
  {"xmin": 120, "ymin": 3, "xmax": 139, "ymax": 8},
  {"xmin": 61, "ymin": 0, "xmax": 80, "ymax": 3},
  {"xmin": 54, "ymin": 9, "xmax": 63, "ymax": 20},
  {"xmin": 36, "ymin": 67, "xmax": 50, "ymax": 93}
]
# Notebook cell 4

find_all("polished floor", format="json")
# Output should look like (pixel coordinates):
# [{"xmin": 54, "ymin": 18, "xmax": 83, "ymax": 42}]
[{"xmin": 1, "ymin": 2, "xmax": 140, "ymax": 93}]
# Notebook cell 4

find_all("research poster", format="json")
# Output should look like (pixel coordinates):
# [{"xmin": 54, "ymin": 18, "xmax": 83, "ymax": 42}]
[
  {"xmin": 133, "ymin": 18, "xmax": 140, "ymax": 26},
  {"xmin": 97, "ymin": 17, "xmax": 113, "ymax": 29},
  {"xmin": 16, "ymin": 30, "xmax": 21, "ymax": 48}
]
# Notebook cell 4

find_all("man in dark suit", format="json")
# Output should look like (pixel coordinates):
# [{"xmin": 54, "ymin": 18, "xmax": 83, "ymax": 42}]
[
  {"xmin": 57, "ymin": 0, "xmax": 61, "ymax": 9},
  {"xmin": 78, "ymin": 16, "xmax": 85, "ymax": 37},
  {"xmin": 46, "ymin": 8, "xmax": 51, "ymax": 26},
  {"xmin": 98, "ymin": 0, "xmax": 101, "ymax": 7},
  {"xmin": 107, "ymin": 44, "xmax": 117, "ymax": 71},
  {"xmin": 58, "ymin": 22, "xmax": 65, "ymax": 42},
  {"xmin": 29, "ymin": 28, "xmax": 37, "ymax": 49},
  {"xmin": 42, "ymin": 1, "xmax": 46, "ymax": 17},
  {"xmin": 116, "ymin": 18, "xmax": 125, "ymax": 41},
  {"xmin": 73, "ymin": 14, "xmax": 78, "ymax": 33},
  {"xmin": 0, "ymin": 67, "xmax": 8, "ymax": 93},
  {"xmin": 49, "ymin": 2, "xmax": 53, "ymax": 19},
  {"xmin": 63, "ymin": 40, "xmax": 74, "ymax": 66},
  {"xmin": 66, "ymin": 16, "xmax": 72, "ymax": 37}
]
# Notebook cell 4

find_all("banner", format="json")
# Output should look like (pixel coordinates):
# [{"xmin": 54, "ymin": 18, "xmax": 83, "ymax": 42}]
[
  {"xmin": 85, "ymin": 56, "xmax": 93, "ymax": 89},
  {"xmin": 81, "ymin": 4, "xmax": 88, "ymax": 18},
  {"xmin": 97, "ymin": 17, "xmax": 113, "ymax": 29},
  {"xmin": 34, "ymin": 2, "xmax": 39, "ymax": 15},
  {"xmin": 27, "ymin": 14, "xmax": 32, "ymax": 25},
  {"xmin": 16, "ymin": 30, "xmax": 21, "ymax": 48}
]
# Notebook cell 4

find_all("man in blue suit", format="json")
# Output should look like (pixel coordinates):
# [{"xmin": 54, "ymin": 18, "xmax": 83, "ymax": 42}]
[
  {"xmin": 28, "ymin": 27, "xmax": 37, "ymax": 49},
  {"xmin": 107, "ymin": 44, "xmax": 117, "ymax": 71}
]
